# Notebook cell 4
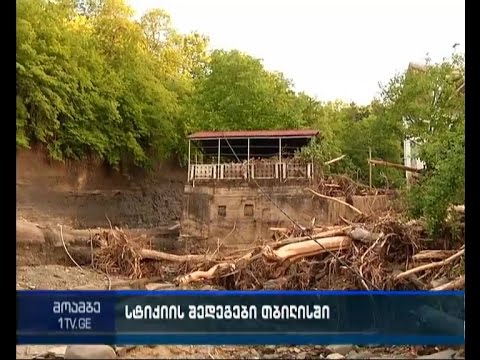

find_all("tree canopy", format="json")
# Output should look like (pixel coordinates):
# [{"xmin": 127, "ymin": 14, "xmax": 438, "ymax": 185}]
[{"xmin": 17, "ymin": 0, "xmax": 464, "ymax": 233}]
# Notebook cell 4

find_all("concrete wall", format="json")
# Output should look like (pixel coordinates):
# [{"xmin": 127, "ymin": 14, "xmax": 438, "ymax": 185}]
[{"xmin": 181, "ymin": 184, "xmax": 392, "ymax": 247}]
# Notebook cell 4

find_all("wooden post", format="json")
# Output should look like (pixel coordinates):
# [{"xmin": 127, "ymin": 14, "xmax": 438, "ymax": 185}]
[
  {"xmin": 247, "ymin": 138, "xmax": 250, "ymax": 179},
  {"xmin": 369, "ymin": 147, "xmax": 372, "ymax": 188},
  {"xmin": 279, "ymin": 138, "xmax": 282, "ymax": 180},
  {"xmin": 279, "ymin": 138, "xmax": 282, "ymax": 162},
  {"xmin": 187, "ymin": 140, "xmax": 191, "ymax": 181},
  {"xmin": 217, "ymin": 138, "xmax": 221, "ymax": 179}
]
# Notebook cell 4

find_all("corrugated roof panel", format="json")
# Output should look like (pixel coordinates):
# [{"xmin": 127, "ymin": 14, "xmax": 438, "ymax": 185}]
[{"xmin": 188, "ymin": 129, "xmax": 319, "ymax": 140}]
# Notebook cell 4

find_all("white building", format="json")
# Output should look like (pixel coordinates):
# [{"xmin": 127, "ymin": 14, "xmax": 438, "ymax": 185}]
[{"xmin": 403, "ymin": 137, "xmax": 425, "ymax": 184}]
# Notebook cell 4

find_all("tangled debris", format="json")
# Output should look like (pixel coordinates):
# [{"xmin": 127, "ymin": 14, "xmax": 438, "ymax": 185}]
[{"xmin": 88, "ymin": 212, "xmax": 464, "ymax": 292}]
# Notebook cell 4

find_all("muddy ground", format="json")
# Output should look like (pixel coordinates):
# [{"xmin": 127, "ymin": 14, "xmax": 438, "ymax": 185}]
[{"xmin": 16, "ymin": 265, "xmax": 464, "ymax": 360}]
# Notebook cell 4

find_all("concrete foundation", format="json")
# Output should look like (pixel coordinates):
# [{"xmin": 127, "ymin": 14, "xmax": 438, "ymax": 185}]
[{"xmin": 181, "ymin": 184, "xmax": 392, "ymax": 247}]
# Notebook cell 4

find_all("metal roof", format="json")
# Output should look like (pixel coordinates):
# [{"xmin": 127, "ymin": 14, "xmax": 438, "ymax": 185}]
[{"xmin": 188, "ymin": 129, "xmax": 319, "ymax": 140}]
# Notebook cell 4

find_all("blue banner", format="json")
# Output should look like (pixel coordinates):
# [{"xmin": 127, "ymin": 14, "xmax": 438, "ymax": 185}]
[{"xmin": 17, "ymin": 290, "xmax": 464, "ymax": 345}]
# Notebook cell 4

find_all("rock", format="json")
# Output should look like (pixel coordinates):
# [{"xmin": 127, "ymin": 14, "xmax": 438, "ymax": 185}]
[
  {"xmin": 239, "ymin": 351, "xmax": 252, "ymax": 358},
  {"xmin": 296, "ymin": 352, "xmax": 308, "ymax": 359},
  {"xmin": 326, "ymin": 345, "xmax": 354, "ymax": 356},
  {"xmin": 326, "ymin": 354, "xmax": 345, "ymax": 360},
  {"xmin": 417, "ymin": 349, "xmax": 457, "ymax": 359},
  {"xmin": 346, "ymin": 351, "xmax": 374, "ymax": 359},
  {"xmin": 293, "ymin": 347, "xmax": 302, "ymax": 353},
  {"xmin": 263, "ymin": 346, "xmax": 276, "ymax": 354},
  {"xmin": 263, "ymin": 354, "xmax": 279, "ymax": 359},
  {"xmin": 251, "ymin": 349, "xmax": 260, "ymax": 357},
  {"xmin": 453, "ymin": 352, "xmax": 465, "ymax": 359},
  {"xmin": 32, "ymin": 346, "xmax": 68, "ymax": 359},
  {"xmin": 64, "ymin": 345, "xmax": 116, "ymax": 359},
  {"xmin": 277, "ymin": 347, "xmax": 290, "ymax": 353},
  {"xmin": 114, "ymin": 346, "xmax": 136, "ymax": 357}
]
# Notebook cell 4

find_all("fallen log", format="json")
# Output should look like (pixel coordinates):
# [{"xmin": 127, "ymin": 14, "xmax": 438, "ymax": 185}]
[
  {"xmin": 43, "ymin": 227, "xmax": 95, "ymax": 247},
  {"xmin": 412, "ymin": 250, "xmax": 456, "ymax": 262},
  {"xmin": 67, "ymin": 246, "xmax": 100, "ymax": 265},
  {"xmin": 431, "ymin": 275, "xmax": 465, "ymax": 291},
  {"xmin": 16, "ymin": 220, "xmax": 45, "ymax": 245},
  {"xmin": 270, "ymin": 227, "xmax": 352, "ymax": 248},
  {"xmin": 139, "ymin": 249, "xmax": 214, "ymax": 262},
  {"xmin": 269, "ymin": 225, "xmax": 345, "ymax": 233},
  {"xmin": 263, "ymin": 236, "xmax": 352, "ymax": 262},
  {"xmin": 176, "ymin": 263, "xmax": 235, "ymax": 285},
  {"xmin": 305, "ymin": 188, "xmax": 364, "ymax": 215},
  {"xmin": 395, "ymin": 249, "xmax": 465, "ymax": 280}
]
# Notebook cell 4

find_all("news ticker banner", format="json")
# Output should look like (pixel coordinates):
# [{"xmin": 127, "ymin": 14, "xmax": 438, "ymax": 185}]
[{"xmin": 17, "ymin": 290, "xmax": 464, "ymax": 345}]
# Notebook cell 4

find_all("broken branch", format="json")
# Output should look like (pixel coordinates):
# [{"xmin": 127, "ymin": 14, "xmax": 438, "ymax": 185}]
[
  {"xmin": 395, "ymin": 249, "xmax": 464, "ymax": 280},
  {"xmin": 324, "ymin": 155, "xmax": 346, "ymax": 166},
  {"xmin": 176, "ymin": 263, "xmax": 235, "ymax": 285},
  {"xmin": 412, "ymin": 250, "xmax": 456, "ymax": 262},
  {"xmin": 431, "ymin": 275, "xmax": 465, "ymax": 291},
  {"xmin": 270, "ymin": 226, "xmax": 352, "ymax": 248},
  {"xmin": 139, "ymin": 249, "xmax": 215, "ymax": 262},
  {"xmin": 305, "ymin": 188, "xmax": 364, "ymax": 215}
]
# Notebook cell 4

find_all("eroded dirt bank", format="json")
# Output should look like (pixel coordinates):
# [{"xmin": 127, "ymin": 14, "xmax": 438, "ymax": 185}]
[{"xmin": 16, "ymin": 147, "xmax": 185, "ymax": 229}]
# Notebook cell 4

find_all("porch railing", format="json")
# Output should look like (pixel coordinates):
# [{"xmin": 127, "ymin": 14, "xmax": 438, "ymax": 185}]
[{"xmin": 188, "ymin": 161, "xmax": 313, "ymax": 181}]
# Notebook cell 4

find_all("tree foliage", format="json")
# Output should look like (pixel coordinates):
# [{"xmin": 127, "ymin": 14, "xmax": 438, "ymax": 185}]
[
  {"xmin": 17, "ymin": 0, "xmax": 464, "ymax": 232},
  {"xmin": 16, "ymin": 0, "xmax": 208, "ymax": 167},
  {"xmin": 381, "ymin": 54, "xmax": 465, "ymax": 234},
  {"xmin": 188, "ymin": 50, "xmax": 305, "ymax": 132}
]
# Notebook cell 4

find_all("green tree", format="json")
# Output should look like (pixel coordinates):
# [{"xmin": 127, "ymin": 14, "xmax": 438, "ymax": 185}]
[
  {"xmin": 189, "ymin": 50, "xmax": 304, "ymax": 132},
  {"xmin": 16, "ymin": 0, "xmax": 207, "ymax": 167},
  {"xmin": 382, "ymin": 54, "xmax": 465, "ymax": 233}
]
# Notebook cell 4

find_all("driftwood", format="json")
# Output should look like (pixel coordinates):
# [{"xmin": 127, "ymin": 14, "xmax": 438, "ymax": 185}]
[
  {"xmin": 305, "ymin": 188, "xmax": 364, "ymax": 215},
  {"xmin": 17, "ymin": 219, "xmax": 180, "ymax": 248},
  {"xmin": 412, "ymin": 250, "xmax": 456, "ymax": 262},
  {"xmin": 177, "ymin": 263, "xmax": 235, "ymax": 285},
  {"xmin": 368, "ymin": 159, "xmax": 423, "ymax": 173},
  {"xmin": 16, "ymin": 220, "xmax": 45, "ymax": 245},
  {"xmin": 176, "ymin": 236, "xmax": 352, "ymax": 285},
  {"xmin": 263, "ymin": 236, "xmax": 352, "ymax": 262},
  {"xmin": 269, "ymin": 225, "xmax": 342, "ymax": 233},
  {"xmin": 270, "ymin": 227, "xmax": 353, "ymax": 248},
  {"xmin": 396, "ymin": 249, "xmax": 464, "ymax": 280},
  {"xmin": 431, "ymin": 275, "xmax": 465, "ymax": 291},
  {"xmin": 139, "ymin": 249, "xmax": 214, "ymax": 262}
]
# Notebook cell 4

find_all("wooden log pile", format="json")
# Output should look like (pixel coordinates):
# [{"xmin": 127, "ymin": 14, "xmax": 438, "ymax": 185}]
[{"xmin": 73, "ymin": 207, "xmax": 464, "ymax": 291}]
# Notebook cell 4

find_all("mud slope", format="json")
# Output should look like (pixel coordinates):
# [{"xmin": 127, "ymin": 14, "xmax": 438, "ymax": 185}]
[{"xmin": 16, "ymin": 147, "xmax": 186, "ymax": 228}]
